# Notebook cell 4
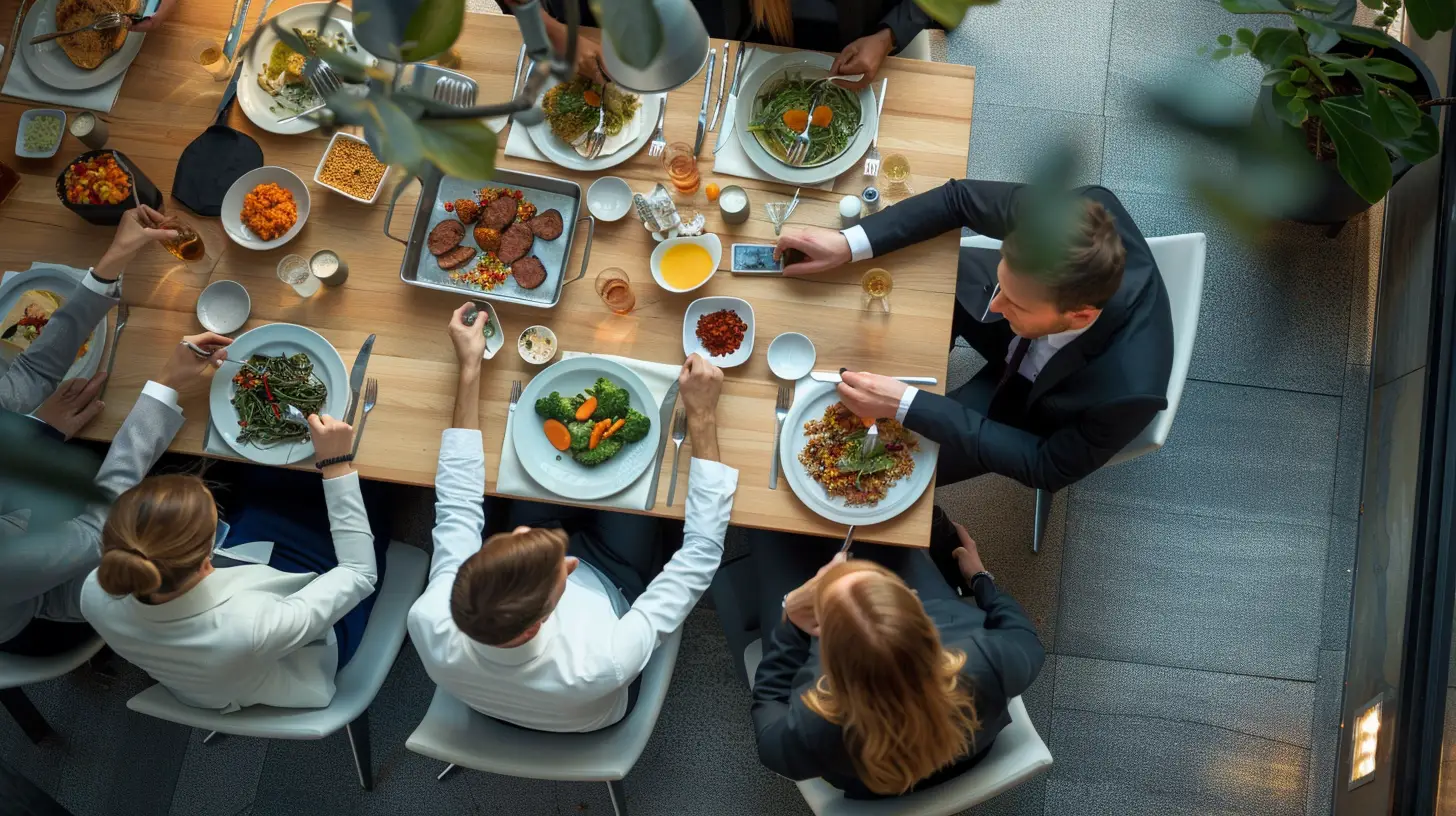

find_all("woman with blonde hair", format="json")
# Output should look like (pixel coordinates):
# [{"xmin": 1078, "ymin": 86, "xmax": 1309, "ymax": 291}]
[{"xmin": 746, "ymin": 518, "xmax": 1043, "ymax": 798}]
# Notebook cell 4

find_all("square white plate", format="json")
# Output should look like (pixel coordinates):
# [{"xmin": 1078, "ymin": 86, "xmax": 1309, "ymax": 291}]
[{"xmin": 683, "ymin": 296, "xmax": 754, "ymax": 367}]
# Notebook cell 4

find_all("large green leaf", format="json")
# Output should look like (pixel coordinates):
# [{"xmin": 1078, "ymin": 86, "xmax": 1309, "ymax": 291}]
[
  {"xmin": 362, "ymin": 96, "xmax": 426, "ymax": 172},
  {"xmin": 1404, "ymin": 0, "xmax": 1456, "ymax": 39},
  {"xmin": 1290, "ymin": 14, "xmax": 1340, "ymax": 52},
  {"xmin": 1317, "ymin": 98, "xmax": 1394, "ymax": 203},
  {"xmin": 589, "ymin": 0, "xmax": 663, "ymax": 70},
  {"xmin": 1222, "ymin": 0, "xmax": 1336, "ymax": 12},
  {"xmin": 1381, "ymin": 112, "xmax": 1440, "ymax": 164},
  {"xmin": 399, "ymin": 0, "xmax": 464, "ymax": 61},
  {"xmin": 913, "ymin": 0, "xmax": 999, "ymax": 27},
  {"xmin": 1251, "ymin": 28, "xmax": 1307, "ymax": 69},
  {"xmin": 416, "ymin": 119, "xmax": 499, "ymax": 181},
  {"xmin": 1325, "ymin": 54, "xmax": 1416, "ymax": 82},
  {"xmin": 1325, "ymin": 20, "xmax": 1403, "ymax": 48}
]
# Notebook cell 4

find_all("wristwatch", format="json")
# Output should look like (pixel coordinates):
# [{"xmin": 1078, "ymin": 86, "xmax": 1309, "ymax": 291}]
[{"xmin": 969, "ymin": 570, "xmax": 995, "ymax": 587}]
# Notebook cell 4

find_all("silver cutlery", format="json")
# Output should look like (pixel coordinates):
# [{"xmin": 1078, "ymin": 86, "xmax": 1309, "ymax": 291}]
[
  {"xmin": 221, "ymin": 0, "xmax": 252, "ymax": 61},
  {"xmin": 277, "ymin": 103, "xmax": 328, "ymax": 125},
  {"xmin": 714, "ymin": 45, "xmax": 752, "ymax": 154},
  {"xmin": 693, "ymin": 48, "xmax": 716, "ymax": 156},
  {"xmin": 863, "ymin": 78, "xmax": 887, "ymax": 177},
  {"xmin": 666, "ymin": 408, "xmax": 687, "ymax": 506},
  {"xmin": 808, "ymin": 371, "xmax": 938, "ymax": 386},
  {"xmin": 349, "ymin": 378, "xmax": 377, "ymax": 457},
  {"xmin": 647, "ymin": 94, "xmax": 667, "ymax": 158},
  {"xmin": 281, "ymin": 404, "xmax": 310, "ymax": 429},
  {"xmin": 508, "ymin": 379, "xmax": 523, "ymax": 414},
  {"xmin": 642, "ymin": 381, "xmax": 679, "ymax": 510},
  {"xmin": 305, "ymin": 58, "xmax": 343, "ymax": 102},
  {"xmin": 787, "ymin": 87, "xmax": 824, "ymax": 166},
  {"xmin": 770, "ymin": 384, "xmax": 790, "ymax": 489},
  {"xmin": 344, "ymin": 334, "xmax": 375, "ymax": 425},
  {"xmin": 99, "ymin": 302, "xmax": 128, "ymax": 400},
  {"xmin": 30, "ymin": 11, "xmax": 130, "ymax": 45},
  {"xmin": 181, "ymin": 340, "xmax": 214, "ymax": 359},
  {"xmin": 839, "ymin": 525, "xmax": 856, "ymax": 555},
  {"xmin": 583, "ymin": 82, "xmax": 609, "ymax": 160},
  {"xmin": 816, "ymin": 72, "xmax": 865, "ymax": 85},
  {"xmin": 708, "ymin": 41, "xmax": 735, "ymax": 131}
]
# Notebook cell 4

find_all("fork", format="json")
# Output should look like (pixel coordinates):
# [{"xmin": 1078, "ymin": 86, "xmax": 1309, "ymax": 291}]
[
  {"xmin": 508, "ymin": 379, "xmax": 523, "ymax": 415},
  {"xmin": 30, "ymin": 11, "xmax": 126, "ymax": 44},
  {"xmin": 583, "ymin": 82, "xmax": 609, "ymax": 160},
  {"xmin": 647, "ymin": 94, "xmax": 667, "ymax": 158},
  {"xmin": 787, "ymin": 88, "xmax": 825, "ymax": 166},
  {"xmin": 863, "ymin": 77, "xmax": 887, "ymax": 177},
  {"xmin": 98, "ymin": 302, "xmax": 128, "ymax": 401},
  {"xmin": 666, "ymin": 409, "xmax": 687, "ymax": 507},
  {"xmin": 769, "ymin": 384, "xmax": 791, "ymax": 489},
  {"xmin": 349, "ymin": 378, "xmax": 378, "ymax": 458}
]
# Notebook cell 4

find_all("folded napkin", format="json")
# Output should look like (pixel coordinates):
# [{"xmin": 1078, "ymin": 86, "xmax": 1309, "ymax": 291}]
[
  {"xmin": 503, "ymin": 117, "xmax": 551, "ymax": 163},
  {"xmin": 708, "ymin": 49, "xmax": 837, "ymax": 192},
  {"xmin": 496, "ymin": 351, "xmax": 680, "ymax": 511},
  {"xmin": 1, "ymin": 40, "xmax": 128, "ymax": 113}
]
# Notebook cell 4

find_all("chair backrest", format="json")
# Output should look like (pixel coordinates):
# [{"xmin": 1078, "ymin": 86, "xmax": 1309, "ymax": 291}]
[{"xmin": 956, "ymin": 233, "xmax": 1206, "ymax": 465}]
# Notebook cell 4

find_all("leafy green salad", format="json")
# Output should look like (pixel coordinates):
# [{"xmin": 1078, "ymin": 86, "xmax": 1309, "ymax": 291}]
[{"xmin": 746, "ymin": 72, "xmax": 862, "ymax": 166}]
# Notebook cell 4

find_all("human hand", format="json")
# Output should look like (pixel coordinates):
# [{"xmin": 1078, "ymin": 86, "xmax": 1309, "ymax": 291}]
[
  {"xmin": 447, "ymin": 303, "xmax": 487, "ymax": 370},
  {"xmin": 545, "ymin": 16, "xmax": 606, "ymax": 84},
  {"xmin": 157, "ymin": 332, "xmax": 231, "ymax": 390},
  {"xmin": 783, "ymin": 551, "xmax": 850, "ymax": 636},
  {"xmin": 102, "ymin": 205, "xmax": 178, "ymax": 268},
  {"xmin": 309, "ymin": 414, "xmax": 355, "ymax": 475},
  {"xmin": 950, "ymin": 521, "xmax": 987, "ymax": 578},
  {"xmin": 128, "ymin": 0, "xmax": 176, "ymax": 31},
  {"xmin": 678, "ymin": 353, "xmax": 724, "ymax": 421},
  {"xmin": 32, "ymin": 372, "xmax": 107, "ymax": 440},
  {"xmin": 775, "ymin": 227, "xmax": 853, "ymax": 277},
  {"xmin": 829, "ymin": 29, "xmax": 894, "ymax": 90},
  {"xmin": 836, "ymin": 371, "xmax": 909, "ymax": 422}
]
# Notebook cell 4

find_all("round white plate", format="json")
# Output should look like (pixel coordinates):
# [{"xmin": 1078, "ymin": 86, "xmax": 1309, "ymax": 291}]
[
  {"xmin": 512, "ymin": 356, "xmax": 663, "ymax": 501},
  {"xmin": 524, "ymin": 79, "xmax": 664, "ymax": 171},
  {"xmin": 19, "ymin": 0, "xmax": 145, "ymax": 91},
  {"xmin": 0, "ymin": 266, "xmax": 105, "ymax": 382},
  {"xmin": 208, "ymin": 323, "xmax": 348, "ymax": 466},
  {"xmin": 237, "ymin": 2, "xmax": 372, "ymax": 135},
  {"xmin": 222, "ymin": 166, "xmax": 311, "ymax": 250},
  {"xmin": 733, "ymin": 52, "xmax": 877, "ymax": 187},
  {"xmin": 779, "ymin": 386, "xmax": 938, "ymax": 526}
]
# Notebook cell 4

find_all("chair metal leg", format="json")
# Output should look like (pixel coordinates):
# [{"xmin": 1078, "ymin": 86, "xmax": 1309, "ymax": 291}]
[
  {"xmin": 346, "ymin": 712, "xmax": 374, "ymax": 791},
  {"xmin": 606, "ymin": 779, "xmax": 627, "ymax": 816},
  {"xmin": 436, "ymin": 763, "xmax": 458, "ymax": 781},
  {"xmin": 201, "ymin": 731, "xmax": 221, "ymax": 745},
  {"xmin": 0, "ymin": 688, "xmax": 52, "ymax": 744},
  {"xmin": 1032, "ymin": 489, "xmax": 1053, "ymax": 554}
]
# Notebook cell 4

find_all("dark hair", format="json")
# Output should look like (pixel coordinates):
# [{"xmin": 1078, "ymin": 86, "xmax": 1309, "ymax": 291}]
[
  {"xmin": 98, "ymin": 474, "xmax": 217, "ymax": 598},
  {"xmin": 450, "ymin": 528, "xmax": 568, "ymax": 646},
  {"xmin": 1001, "ymin": 198, "xmax": 1127, "ymax": 311}
]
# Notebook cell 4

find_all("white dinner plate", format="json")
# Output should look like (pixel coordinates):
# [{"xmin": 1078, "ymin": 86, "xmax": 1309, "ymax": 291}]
[
  {"xmin": 779, "ymin": 386, "xmax": 938, "ymax": 527},
  {"xmin": 221, "ymin": 165, "xmax": 311, "ymax": 250},
  {"xmin": 732, "ymin": 52, "xmax": 878, "ymax": 187},
  {"xmin": 208, "ymin": 323, "xmax": 348, "ymax": 466},
  {"xmin": 236, "ymin": 2, "xmax": 373, "ymax": 135},
  {"xmin": 19, "ymin": 0, "xmax": 146, "ymax": 91},
  {"xmin": 523, "ymin": 79, "xmax": 664, "ymax": 172},
  {"xmin": 0, "ymin": 266, "xmax": 106, "ymax": 382},
  {"xmin": 512, "ymin": 356, "xmax": 663, "ymax": 501}
]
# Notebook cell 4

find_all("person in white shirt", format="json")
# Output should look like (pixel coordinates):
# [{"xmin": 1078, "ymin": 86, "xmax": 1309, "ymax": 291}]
[
  {"xmin": 409, "ymin": 303, "xmax": 739, "ymax": 733},
  {"xmin": 81, "ymin": 413, "xmax": 381, "ymax": 712}
]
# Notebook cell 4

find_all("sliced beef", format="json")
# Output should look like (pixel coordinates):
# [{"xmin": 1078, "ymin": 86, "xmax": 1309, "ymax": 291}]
[
  {"xmin": 528, "ymin": 209, "xmax": 564, "ymax": 240},
  {"xmin": 497, "ymin": 222, "xmax": 535, "ymax": 264},
  {"xmin": 454, "ymin": 198, "xmax": 480, "ymax": 224},
  {"xmin": 511, "ymin": 256, "xmax": 547, "ymax": 290},
  {"xmin": 437, "ymin": 246, "xmax": 477, "ymax": 271},
  {"xmin": 473, "ymin": 225, "xmax": 502, "ymax": 252},
  {"xmin": 482, "ymin": 196, "xmax": 519, "ymax": 230},
  {"xmin": 427, "ymin": 220, "xmax": 465, "ymax": 255}
]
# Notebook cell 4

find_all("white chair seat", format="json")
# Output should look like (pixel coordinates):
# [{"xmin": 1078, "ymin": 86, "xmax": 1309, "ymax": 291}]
[{"xmin": 0, "ymin": 635, "xmax": 104, "ymax": 690}]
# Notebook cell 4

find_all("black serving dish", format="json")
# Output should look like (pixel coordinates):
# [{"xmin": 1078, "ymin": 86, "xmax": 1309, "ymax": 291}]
[{"xmin": 55, "ymin": 149, "xmax": 162, "ymax": 226}]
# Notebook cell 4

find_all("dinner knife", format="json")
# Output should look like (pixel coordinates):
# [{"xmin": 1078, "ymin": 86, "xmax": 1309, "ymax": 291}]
[
  {"xmin": 708, "ymin": 41, "xmax": 735, "ymax": 131},
  {"xmin": 809, "ymin": 371, "xmax": 939, "ymax": 386},
  {"xmin": 713, "ymin": 45, "xmax": 752, "ymax": 154},
  {"xmin": 343, "ymin": 334, "xmax": 374, "ymax": 425},
  {"xmin": 220, "ymin": 0, "xmax": 251, "ymax": 61},
  {"xmin": 642, "ymin": 380, "xmax": 680, "ymax": 511},
  {"xmin": 693, "ymin": 48, "xmax": 716, "ymax": 157}
]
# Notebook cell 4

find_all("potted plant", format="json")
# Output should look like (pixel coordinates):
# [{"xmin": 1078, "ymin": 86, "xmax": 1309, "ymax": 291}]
[{"xmin": 1205, "ymin": 0, "xmax": 1448, "ymax": 223}]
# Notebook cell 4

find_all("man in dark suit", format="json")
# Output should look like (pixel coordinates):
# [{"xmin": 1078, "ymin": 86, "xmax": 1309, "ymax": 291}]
[{"xmin": 776, "ymin": 180, "xmax": 1174, "ymax": 491}]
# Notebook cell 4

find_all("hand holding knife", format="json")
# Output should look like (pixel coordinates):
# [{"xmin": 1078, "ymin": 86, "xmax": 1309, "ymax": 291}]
[{"xmin": 344, "ymin": 334, "xmax": 375, "ymax": 425}]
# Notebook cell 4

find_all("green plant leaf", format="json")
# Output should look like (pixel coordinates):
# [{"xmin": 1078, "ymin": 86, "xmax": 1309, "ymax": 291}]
[
  {"xmin": 1290, "ymin": 14, "xmax": 1339, "ymax": 52},
  {"xmin": 416, "ymin": 119, "xmax": 498, "ymax": 181},
  {"xmin": 1293, "ymin": 55, "xmax": 1338, "ymax": 90},
  {"xmin": 912, "ymin": 0, "xmax": 1000, "ymax": 26},
  {"xmin": 1380, "ymin": 112, "xmax": 1440, "ymax": 164},
  {"xmin": 1317, "ymin": 98, "xmax": 1395, "ymax": 202},
  {"xmin": 1291, "ymin": 66, "xmax": 1310, "ymax": 82},
  {"xmin": 1217, "ymin": 33, "xmax": 1234, "ymax": 46},
  {"xmin": 399, "ymin": 0, "xmax": 464, "ymax": 61},
  {"xmin": 1222, "ymin": 0, "xmax": 1336, "ymax": 12},
  {"xmin": 1251, "ymin": 28, "xmax": 1308, "ymax": 68},
  {"xmin": 1276, "ymin": 79, "xmax": 1298, "ymax": 95},
  {"xmin": 1325, "ymin": 19, "xmax": 1403, "ymax": 47},
  {"xmin": 591, "ymin": 0, "xmax": 664, "ymax": 69},
  {"xmin": 1296, "ymin": 86, "xmax": 1314, "ymax": 97},
  {"xmin": 1237, "ymin": 27, "xmax": 1257, "ymax": 45},
  {"xmin": 1404, "ymin": 0, "xmax": 1456, "ymax": 39},
  {"xmin": 360, "ymin": 96, "xmax": 425, "ymax": 172},
  {"xmin": 1263, "ymin": 68, "xmax": 1294, "ymax": 86},
  {"xmin": 1356, "ymin": 57, "xmax": 1418, "ymax": 81},
  {"xmin": 1359, "ymin": 0, "xmax": 1384, "ymax": 9},
  {"xmin": 1270, "ymin": 85, "xmax": 1310, "ymax": 125},
  {"xmin": 1212, "ymin": 46, "xmax": 1234, "ymax": 60},
  {"xmin": 1289, "ymin": 97, "xmax": 1308, "ymax": 115},
  {"xmin": 1233, "ymin": 45, "xmax": 1250, "ymax": 56}
]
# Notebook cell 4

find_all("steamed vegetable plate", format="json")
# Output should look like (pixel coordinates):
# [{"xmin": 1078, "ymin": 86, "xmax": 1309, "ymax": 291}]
[
  {"xmin": 231, "ymin": 353, "xmax": 328, "ymax": 446},
  {"xmin": 542, "ymin": 77, "xmax": 642, "ymax": 144},
  {"xmin": 535, "ymin": 377, "xmax": 651, "ymax": 467},
  {"xmin": 747, "ymin": 73, "xmax": 862, "ymax": 166}
]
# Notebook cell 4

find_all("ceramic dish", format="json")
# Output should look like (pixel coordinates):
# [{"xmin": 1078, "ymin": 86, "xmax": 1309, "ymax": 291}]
[
  {"xmin": 518, "ymin": 325, "xmax": 557, "ymax": 365},
  {"xmin": 313, "ymin": 131, "xmax": 391, "ymax": 204},
  {"xmin": 683, "ymin": 296, "xmax": 754, "ymax": 368},
  {"xmin": 196, "ymin": 279, "xmax": 251, "ymax": 334},
  {"xmin": 18, "ymin": 0, "xmax": 145, "ymax": 91},
  {"xmin": 586, "ymin": 176, "xmax": 633, "ymax": 221},
  {"xmin": 15, "ymin": 109, "xmax": 66, "ymax": 159},
  {"xmin": 0, "ymin": 265, "xmax": 105, "ymax": 382},
  {"xmin": 523, "ymin": 77, "xmax": 666, "ymax": 171},
  {"xmin": 650, "ymin": 233, "xmax": 722, "ymax": 294},
  {"xmin": 222, "ymin": 166, "xmax": 311, "ymax": 250},
  {"xmin": 732, "ymin": 52, "xmax": 877, "ymax": 186},
  {"xmin": 469, "ymin": 300, "xmax": 505, "ymax": 360},
  {"xmin": 767, "ymin": 331, "xmax": 816, "ymax": 379},
  {"xmin": 236, "ymin": 2, "xmax": 374, "ymax": 135}
]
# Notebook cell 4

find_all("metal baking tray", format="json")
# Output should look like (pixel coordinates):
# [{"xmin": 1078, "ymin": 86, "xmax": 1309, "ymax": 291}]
[{"xmin": 385, "ymin": 166, "xmax": 595, "ymax": 309}]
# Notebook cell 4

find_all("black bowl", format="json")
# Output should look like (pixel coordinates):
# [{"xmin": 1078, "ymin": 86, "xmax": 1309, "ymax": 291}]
[{"xmin": 55, "ymin": 149, "xmax": 162, "ymax": 226}]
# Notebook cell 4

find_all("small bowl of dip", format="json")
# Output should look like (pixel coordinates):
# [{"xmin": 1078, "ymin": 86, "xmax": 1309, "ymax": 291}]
[{"xmin": 518, "ymin": 325, "xmax": 558, "ymax": 365}]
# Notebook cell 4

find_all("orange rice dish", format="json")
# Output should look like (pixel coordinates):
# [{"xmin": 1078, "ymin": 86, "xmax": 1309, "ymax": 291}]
[
  {"xmin": 240, "ymin": 182, "xmax": 297, "ymax": 241},
  {"xmin": 798, "ymin": 403, "xmax": 918, "ymax": 507}
]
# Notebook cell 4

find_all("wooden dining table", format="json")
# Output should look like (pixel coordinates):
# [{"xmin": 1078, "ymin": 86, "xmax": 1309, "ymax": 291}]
[{"xmin": 0, "ymin": 0, "xmax": 975, "ymax": 546}]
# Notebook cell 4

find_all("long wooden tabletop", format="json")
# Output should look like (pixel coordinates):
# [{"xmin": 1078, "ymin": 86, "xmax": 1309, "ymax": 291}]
[{"xmin": 0, "ymin": 1, "xmax": 975, "ymax": 546}]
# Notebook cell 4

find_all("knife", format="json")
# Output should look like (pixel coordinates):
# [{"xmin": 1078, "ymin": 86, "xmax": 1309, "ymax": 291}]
[
  {"xmin": 220, "ymin": 0, "xmax": 251, "ymax": 61},
  {"xmin": 344, "ymin": 334, "xmax": 375, "ymax": 425},
  {"xmin": 693, "ymin": 48, "xmax": 716, "ymax": 157},
  {"xmin": 708, "ymin": 41, "xmax": 734, "ymax": 131},
  {"xmin": 810, "ymin": 371, "xmax": 939, "ymax": 386},
  {"xmin": 713, "ymin": 44, "xmax": 752, "ymax": 154},
  {"xmin": 642, "ymin": 380, "xmax": 681, "ymax": 511}
]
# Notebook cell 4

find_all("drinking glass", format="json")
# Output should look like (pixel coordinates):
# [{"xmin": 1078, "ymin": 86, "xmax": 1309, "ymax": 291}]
[
  {"xmin": 879, "ymin": 153, "xmax": 913, "ymax": 199},
  {"xmin": 277, "ymin": 254, "xmax": 321, "ymax": 297},
  {"xmin": 191, "ymin": 38, "xmax": 232, "ymax": 81},
  {"xmin": 662, "ymin": 142, "xmax": 700, "ymax": 197},
  {"xmin": 595, "ymin": 268, "xmax": 636, "ymax": 315},
  {"xmin": 158, "ymin": 215, "xmax": 206, "ymax": 262},
  {"xmin": 861, "ymin": 267, "xmax": 893, "ymax": 313}
]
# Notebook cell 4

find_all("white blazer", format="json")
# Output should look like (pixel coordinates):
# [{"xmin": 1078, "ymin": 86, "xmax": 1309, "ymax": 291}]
[{"xmin": 80, "ymin": 472, "xmax": 378, "ymax": 713}]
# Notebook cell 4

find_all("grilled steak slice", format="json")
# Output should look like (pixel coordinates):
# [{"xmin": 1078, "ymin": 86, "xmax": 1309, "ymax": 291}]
[
  {"xmin": 528, "ymin": 209, "xmax": 564, "ymax": 240},
  {"xmin": 511, "ymin": 256, "xmax": 547, "ymax": 290},
  {"xmin": 437, "ymin": 246, "xmax": 477, "ymax": 270},
  {"xmin": 481, "ymin": 196, "xmax": 519, "ymax": 230},
  {"xmin": 428, "ymin": 220, "xmax": 465, "ymax": 255},
  {"xmin": 497, "ymin": 222, "xmax": 535, "ymax": 264}
]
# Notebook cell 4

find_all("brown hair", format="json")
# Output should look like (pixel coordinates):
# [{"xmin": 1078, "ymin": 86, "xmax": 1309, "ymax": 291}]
[
  {"xmin": 451, "ymin": 528, "xmax": 568, "ymax": 646},
  {"xmin": 749, "ymin": 0, "xmax": 793, "ymax": 44},
  {"xmin": 802, "ymin": 560, "xmax": 979, "ymax": 796},
  {"xmin": 98, "ymin": 474, "xmax": 218, "ymax": 598},
  {"xmin": 1001, "ymin": 198, "xmax": 1127, "ymax": 311}
]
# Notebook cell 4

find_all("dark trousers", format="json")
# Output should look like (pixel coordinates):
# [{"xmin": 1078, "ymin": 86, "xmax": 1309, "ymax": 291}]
[
  {"xmin": 216, "ymin": 465, "xmax": 392, "ymax": 670},
  {"xmin": 0, "ymin": 619, "xmax": 95, "ymax": 657}
]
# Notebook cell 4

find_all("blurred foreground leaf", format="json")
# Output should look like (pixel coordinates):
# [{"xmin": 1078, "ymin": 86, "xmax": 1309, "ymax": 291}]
[{"xmin": 912, "ymin": 0, "xmax": 1001, "ymax": 28}]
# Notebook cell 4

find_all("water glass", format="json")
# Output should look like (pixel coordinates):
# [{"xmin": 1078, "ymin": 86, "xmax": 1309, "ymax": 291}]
[
  {"xmin": 662, "ymin": 142, "xmax": 700, "ymax": 197},
  {"xmin": 191, "ymin": 38, "xmax": 232, "ymax": 81},
  {"xmin": 277, "ymin": 254, "xmax": 321, "ymax": 297},
  {"xmin": 595, "ymin": 268, "xmax": 636, "ymax": 315}
]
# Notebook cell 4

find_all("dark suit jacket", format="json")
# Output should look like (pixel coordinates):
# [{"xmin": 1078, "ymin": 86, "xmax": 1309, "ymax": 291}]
[
  {"xmin": 857, "ymin": 180, "xmax": 1175, "ymax": 492},
  {"xmin": 750, "ymin": 578, "xmax": 1045, "ymax": 799}
]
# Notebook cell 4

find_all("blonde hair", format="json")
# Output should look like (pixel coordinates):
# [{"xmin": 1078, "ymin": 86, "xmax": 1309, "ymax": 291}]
[
  {"xmin": 802, "ymin": 560, "xmax": 979, "ymax": 795},
  {"xmin": 750, "ymin": 0, "xmax": 794, "ymax": 44},
  {"xmin": 98, "ymin": 474, "xmax": 218, "ymax": 598},
  {"xmin": 451, "ymin": 527, "xmax": 568, "ymax": 646}
]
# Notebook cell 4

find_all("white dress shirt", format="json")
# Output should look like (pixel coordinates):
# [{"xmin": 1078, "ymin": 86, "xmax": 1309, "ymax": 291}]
[{"xmin": 409, "ymin": 428, "xmax": 739, "ymax": 733}]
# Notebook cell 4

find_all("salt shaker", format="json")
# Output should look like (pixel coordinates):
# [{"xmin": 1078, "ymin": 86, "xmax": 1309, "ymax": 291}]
[{"xmin": 839, "ymin": 195, "xmax": 862, "ymax": 227}]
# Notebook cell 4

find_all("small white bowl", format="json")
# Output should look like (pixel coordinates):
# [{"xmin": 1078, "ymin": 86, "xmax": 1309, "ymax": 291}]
[
  {"xmin": 469, "ymin": 300, "xmax": 504, "ymax": 360},
  {"xmin": 196, "ymin": 280, "xmax": 252, "ymax": 334},
  {"xmin": 768, "ymin": 332, "xmax": 816, "ymax": 379},
  {"xmin": 16, "ymin": 109, "xmax": 66, "ymax": 159},
  {"xmin": 650, "ymin": 233, "xmax": 722, "ymax": 294},
  {"xmin": 683, "ymin": 296, "xmax": 754, "ymax": 368},
  {"xmin": 518, "ymin": 325, "xmax": 558, "ymax": 365},
  {"xmin": 222, "ymin": 165, "xmax": 312, "ymax": 250},
  {"xmin": 314, "ymin": 132, "xmax": 391, "ymax": 205},
  {"xmin": 587, "ymin": 176, "xmax": 633, "ymax": 221}
]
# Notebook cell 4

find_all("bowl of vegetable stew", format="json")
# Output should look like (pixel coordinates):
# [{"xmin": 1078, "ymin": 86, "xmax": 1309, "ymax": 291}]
[{"xmin": 55, "ymin": 150, "xmax": 163, "ymax": 226}]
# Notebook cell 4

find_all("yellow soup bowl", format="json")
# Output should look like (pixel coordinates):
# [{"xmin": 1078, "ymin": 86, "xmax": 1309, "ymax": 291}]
[{"xmin": 650, "ymin": 233, "xmax": 722, "ymax": 293}]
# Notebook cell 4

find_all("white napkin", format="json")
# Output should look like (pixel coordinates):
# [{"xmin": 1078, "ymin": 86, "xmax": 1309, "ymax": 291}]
[
  {"xmin": 496, "ymin": 351, "xmax": 681, "ymax": 511},
  {"xmin": 503, "ymin": 118, "xmax": 551, "ymax": 163},
  {"xmin": 708, "ymin": 49, "xmax": 836, "ymax": 192},
  {"xmin": 1, "ymin": 40, "xmax": 127, "ymax": 113}
]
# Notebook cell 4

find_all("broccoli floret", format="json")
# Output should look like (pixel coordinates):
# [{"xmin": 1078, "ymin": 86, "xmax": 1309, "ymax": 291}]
[
  {"xmin": 534, "ymin": 391, "xmax": 575, "ymax": 423},
  {"xmin": 588, "ymin": 377, "xmax": 630, "ymax": 420},
  {"xmin": 567, "ymin": 421, "xmax": 594, "ymax": 451},
  {"xmin": 574, "ymin": 436, "xmax": 624, "ymax": 466},
  {"xmin": 618, "ymin": 408, "xmax": 651, "ymax": 443}
]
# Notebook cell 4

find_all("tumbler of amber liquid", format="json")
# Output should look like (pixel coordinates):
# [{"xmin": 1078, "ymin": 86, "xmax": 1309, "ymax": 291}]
[
  {"xmin": 595, "ymin": 268, "xmax": 636, "ymax": 315},
  {"xmin": 160, "ymin": 216, "xmax": 207, "ymax": 262},
  {"xmin": 662, "ymin": 142, "xmax": 700, "ymax": 197},
  {"xmin": 861, "ymin": 267, "xmax": 893, "ymax": 313}
]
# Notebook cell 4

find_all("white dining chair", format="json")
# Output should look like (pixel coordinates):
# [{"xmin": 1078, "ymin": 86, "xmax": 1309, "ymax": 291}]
[
  {"xmin": 959, "ymin": 232, "xmax": 1207, "ymax": 552},
  {"xmin": 0, "ymin": 634, "xmax": 106, "ymax": 743}
]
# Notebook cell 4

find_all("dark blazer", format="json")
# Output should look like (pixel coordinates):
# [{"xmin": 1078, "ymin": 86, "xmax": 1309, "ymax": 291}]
[
  {"xmin": 857, "ymin": 180, "xmax": 1175, "ymax": 492},
  {"xmin": 750, "ymin": 578, "xmax": 1044, "ymax": 799}
]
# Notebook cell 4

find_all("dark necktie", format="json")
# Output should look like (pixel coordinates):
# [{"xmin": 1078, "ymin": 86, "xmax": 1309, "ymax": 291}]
[{"xmin": 997, "ymin": 337, "xmax": 1031, "ymax": 390}]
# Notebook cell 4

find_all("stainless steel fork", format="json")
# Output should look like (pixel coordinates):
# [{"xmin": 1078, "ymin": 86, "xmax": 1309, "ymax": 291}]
[
  {"xmin": 583, "ymin": 83, "xmax": 609, "ymax": 159},
  {"xmin": 349, "ymin": 378, "xmax": 378, "ymax": 458},
  {"xmin": 279, "ymin": 59, "xmax": 344, "ymax": 123},
  {"xmin": 647, "ymin": 94, "xmax": 667, "ymax": 158},
  {"xmin": 666, "ymin": 409, "xmax": 687, "ymax": 506},
  {"xmin": 787, "ymin": 88, "xmax": 824, "ymax": 166},
  {"xmin": 30, "ymin": 11, "xmax": 126, "ymax": 45},
  {"xmin": 769, "ymin": 384, "xmax": 791, "ymax": 489},
  {"xmin": 508, "ymin": 379, "xmax": 523, "ymax": 415}
]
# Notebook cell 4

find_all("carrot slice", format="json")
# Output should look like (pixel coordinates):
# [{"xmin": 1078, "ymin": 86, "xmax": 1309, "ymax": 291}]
[
  {"xmin": 583, "ymin": 89, "xmax": 602, "ymax": 107},
  {"xmin": 602, "ymin": 418, "xmax": 627, "ymax": 440},
  {"xmin": 543, "ymin": 419, "xmax": 572, "ymax": 451},
  {"xmin": 575, "ymin": 396, "xmax": 598, "ymax": 421},
  {"xmin": 782, "ymin": 109, "xmax": 809, "ymax": 132},
  {"xmin": 811, "ymin": 105, "xmax": 833, "ymax": 127},
  {"xmin": 589, "ymin": 418, "xmax": 611, "ymax": 450}
]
